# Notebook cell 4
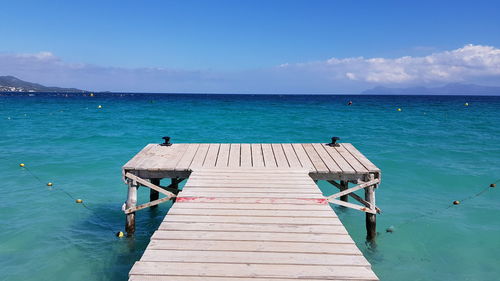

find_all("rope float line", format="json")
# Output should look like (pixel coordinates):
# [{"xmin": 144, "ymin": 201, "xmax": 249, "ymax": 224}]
[
  {"xmin": 20, "ymin": 163, "xmax": 123, "ymax": 238},
  {"xmin": 20, "ymin": 163, "xmax": 497, "ymax": 239},
  {"xmin": 383, "ymin": 178, "xmax": 499, "ymax": 235}
]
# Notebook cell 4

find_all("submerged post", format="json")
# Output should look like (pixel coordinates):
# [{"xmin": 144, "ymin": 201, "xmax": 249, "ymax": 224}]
[
  {"xmin": 171, "ymin": 178, "xmax": 180, "ymax": 203},
  {"xmin": 365, "ymin": 175, "xmax": 377, "ymax": 241},
  {"xmin": 150, "ymin": 178, "xmax": 160, "ymax": 206},
  {"xmin": 125, "ymin": 179, "xmax": 138, "ymax": 235},
  {"xmin": 340, "ymin": 180, "xmax": 349, "ymax": 202}
]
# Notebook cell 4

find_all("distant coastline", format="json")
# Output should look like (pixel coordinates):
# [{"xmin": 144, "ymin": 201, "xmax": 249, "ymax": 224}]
[
  {"xmin": 0, "ymin": 75, "xmax": 87, "ymax": 93},
  {"xmin": 2, "ymin": 75, "xmax": 500, "ymax": 96}
]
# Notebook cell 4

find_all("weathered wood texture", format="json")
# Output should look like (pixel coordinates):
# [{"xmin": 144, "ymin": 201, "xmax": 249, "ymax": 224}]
[
  {"xmin": 128, "ymin": 168, "xmax": 379, "ymax": 281},
  {"xmin": 123, "ymin": 143, "xmax": 380, "ymax": 181}
]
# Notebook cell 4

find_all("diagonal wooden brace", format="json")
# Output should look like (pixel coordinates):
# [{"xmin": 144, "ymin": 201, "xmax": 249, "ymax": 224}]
[
  {"xmin": 327, "ymin": 180, "xmax": 381, "ymax": 213},
  {"xmin": 328, "ymin": 199, "xmax": 377, "ymax": 214},
  {"xmin": 326, "ymin": 178, "xmax": 380, "ymax": 201},
  {"xmin": 325, "ymin": 178, "xmax": 380, "ymax": 214},
  {"xmin": 124, "ymin": 173, "xmax": 177, "ymax": 214},
  {"xmin": 125, "ymin": 173, "xmax": 176, "ymax": 198},
  {"xmin": 124, "ymin": 197, "xmax": 171, "ymax": 214}
]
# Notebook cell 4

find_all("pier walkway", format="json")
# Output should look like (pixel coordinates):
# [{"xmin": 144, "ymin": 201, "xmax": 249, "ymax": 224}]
[{"xmin": 122, "ymin": 141, "xmax": 381, "ymax": 280}]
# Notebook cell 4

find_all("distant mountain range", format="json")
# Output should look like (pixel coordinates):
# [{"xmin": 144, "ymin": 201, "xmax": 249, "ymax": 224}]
[
  {"xmin": 361, "ymin": 83, "xmax": 500, "ymax": 95},
  {"xmin": 0, "ymin": 75, "xmax": 86, "ymax": 93}
]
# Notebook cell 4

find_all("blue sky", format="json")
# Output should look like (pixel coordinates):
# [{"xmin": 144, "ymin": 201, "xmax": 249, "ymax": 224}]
[{"xmin": 1, "ymin": 0, "xmax": 500, "ymax": 93}]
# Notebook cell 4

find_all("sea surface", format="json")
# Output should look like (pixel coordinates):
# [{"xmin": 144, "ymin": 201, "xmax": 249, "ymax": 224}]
[{"xmin": 1, "ymin": 93, "xmax": 499, "ymax": 281}]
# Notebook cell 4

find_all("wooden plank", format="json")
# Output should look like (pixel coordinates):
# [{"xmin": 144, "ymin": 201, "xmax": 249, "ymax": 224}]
[
  {"xmin": 175, "ymin": 143, "xmax": 200, "ymax": 171},
  {"xmin": 272, "ymin": 143, "xmax": 289, "ymax": 168},
  {"xmin": 130, "ymin": 262, "xmax": 378, "ymax": 280},
  {"xmin": 251, "ymin": 143, "xmax": 265, "ymax": 167},
  {"xmin": 261, "ymin": 143, "xmax": 277, "ymax": 167},
  {"xmin": 228, "ymin": 143, "xmax": 240, "ymax": 167},
  {"xmin": 282, "ymin": 143, "xmax": 302, "ymax": 168},
  {"xmin": 203, "ymin": 143, "xmax": 220, "ymax": 168},
  {"xmin": 189, "ymin": 143, "xmax": 210, "ymax": 169},
  {"xmin": 240, "ymin": 144, "xmax": 252, "ymax": 167},
  {"xmin": 163, "ymin": 143, "xmax": 190, "ymax": 169},
  {"xmin": 188, "ymin": 175, "xmax": 310, "ymax": 181},
  {"xmin": 177, "ymin": 191, "xmax": 324, "ymax": 199},
  {"xmin": 342, "ymin": 143, "xmax": 380, "ymax": 172},
  {"xmin": 163, "ymin": 215, "xmax": 342, "ymax": 225},
  {"xmin": 147, "ymin": 239, "xmax": 362, "ymax": 255},
  {"xmin": 186, "ymin": 178, "xmax": 315, "ymax": 185},
  {"xmin": 191, "ymin": 169, "xmax": 308, "ymax": 175},
  {"xmin": 167, "ymin": 208, "xmax": 334, "ymax": 217},
  {"xmin": 173, "ymin": 202, "xmax": 332, "ymax": 211},
  {"xmin": 334, "ymin": 144, "xmax": 369, "ymax": 174},
  {"xmin": 140, "ymin": 249, "xmax": 370, "ymax": 266},
  {"xmin": 302, "ymin": 143, "xmax": 329, "ymax": 173},
  {"xmin": 134, "ymin": 144, "xmax": 163, "ymax": 170},
  {"xmin": 175, "ymin": 197, "xmax": 328, "ymax": 204},
  {"xmin": 181, "ymin": 188, "xmax": 322, "ymax": 194},
  {"xmin": 312, "ymin": 143, "xmax": 342, "ymax": 173},
  {"xmin": 318, "ymin": 143, "xmax": 356, "ymax": 174},
  {"xmin": 215, "ymin": 143, "xmax": 230, "ymax": 167},
  {"xmin": 123, "ymin": 144, "xmax": 155, "ymax": 169},
  {"xmin": 291, "ymin": 143, "xmax": 315, "ymax": 172},
  {"xmin": 158, "ymin": 222, "xmax": 348, "ymax": 234},
  {"xmin": 184, "ymin": 182, "xmax": 316, "ymax": 188},
  {"xmin": 130, "ymin": 276, "xmax": 377, "ymax": 281},
  {"xmin": 152, "ymin": 230, "xmax": 353, "ymax": 243}
]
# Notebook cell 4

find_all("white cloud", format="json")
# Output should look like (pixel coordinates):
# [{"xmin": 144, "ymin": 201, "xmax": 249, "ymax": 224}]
[
  {"xmin": 280, "ymin": 44, "xmax": 500, "ymax": 85},
  {"xmin": 1, "ymin": 44, "xmax": 500, "ymax": 93}
]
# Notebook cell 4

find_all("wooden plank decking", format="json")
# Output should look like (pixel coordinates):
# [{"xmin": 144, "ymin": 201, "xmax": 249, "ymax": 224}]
[
  {"xmin": 123, "ymin": 142, "xmax": 381, "ymax": 281},
  {"xmin": 123, "ymin": 143, "xmax": 380, "ymax": 181}
]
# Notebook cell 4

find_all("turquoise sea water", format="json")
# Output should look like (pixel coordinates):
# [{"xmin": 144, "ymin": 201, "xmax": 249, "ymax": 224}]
[{"xmin": 1, "ymin": 93, "xmax": 499, "ymax": 281}]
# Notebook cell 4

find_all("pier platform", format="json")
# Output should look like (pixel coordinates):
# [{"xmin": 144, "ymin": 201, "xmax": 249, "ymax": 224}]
[{"xmin": 122, "ymin": 141, "xmax": 381, "ymax": 280}]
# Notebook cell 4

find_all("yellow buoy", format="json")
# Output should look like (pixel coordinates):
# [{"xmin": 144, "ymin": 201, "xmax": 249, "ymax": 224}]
[
  {"xmin": 465, "ymin": 102, "xmax": 469, "ymax": 106},
  {"xmin": 90, "ymin": 93, "xmax": 94, "ymax": 97},
  {"xmin": 397, "ymin": 108, "xmax": 402, "ymax": 112},
  {"xmin": 47, "ymin": 182, "xmax": 53, "ymax": 187},
  {"xmin": 19, "ymin": 163, "xmax": 25, "ymax": 167},
  {"xmin": 76, "ymin": 199, "xmax": 83, "ymax": 203},
  {"xmin": 98, "ymin": 105, "xmax": 102, "ymax": 109},
  {"xmin": 116, "ymin": 231, "xmax": 125, "ymax": 238}
]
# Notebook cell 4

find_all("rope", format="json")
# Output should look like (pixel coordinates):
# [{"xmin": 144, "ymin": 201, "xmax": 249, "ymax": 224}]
[
  {"xmin": 21, "ymin": 165, "xmax": 119, "ymax": 236},
  {"xmin": 381, "ymin": 178, "xmax": 499, "ymax": 236}
]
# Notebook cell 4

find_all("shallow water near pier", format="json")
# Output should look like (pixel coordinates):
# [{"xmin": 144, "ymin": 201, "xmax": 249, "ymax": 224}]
[{"xmin": 1, "ymin": 93, "xmax": 499, "ymax": 281}]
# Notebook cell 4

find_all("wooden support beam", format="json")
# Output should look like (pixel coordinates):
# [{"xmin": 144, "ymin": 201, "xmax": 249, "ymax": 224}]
[
  {"xmin": 170, "ymin": 178, "xmax": 184, "ymax": 203},
  {"xmin": 365, "ymin": 175, "xmax": 377, "ymax": 242},
  {"xmin": 327, "ymin": 180, "xmax": 381, "ymax": 213},
  {"xmin": 150, "ymin": 179, "xmax": 160, "ymax": 207},
  {"xmin": 328, "ymin": 198, "xmax": 377, "ymax": 214},
  {"xmin": 325, "ymin": 178, "xmax": 380, "ymax": 201},
  {"xmin": 125, "ymin": 197, "xmax": 172, "ymax": 214},
  {"xmin": 125, "ymin": 179, "xmax": 138, "ymax": 235},
  {"xmin": 125, "ymin": 173, "xmax": 176, "ymax": 198},
  {"xmin": 340, "ymin": 180, "xmax": 349, "ymax": 202}
]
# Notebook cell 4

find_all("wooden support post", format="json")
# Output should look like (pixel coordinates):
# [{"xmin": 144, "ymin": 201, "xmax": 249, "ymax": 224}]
[
  {"xmin": 365, "ymin": 176, "xmax": 377, "ymax": 242},
  {"xmin": 340, "ymin": 180, "xmax": 349, "ymax": 202},
  {"xmin": 125, "ymin": 179, "xmax": 138, "ymax": 235},
  {"xmin": 150, "ymin": 178, "xmax": 160, "ymax": 207},
  {"xmin": 171, "ymin": 178, "xmax": 180, "ymax": 203}
]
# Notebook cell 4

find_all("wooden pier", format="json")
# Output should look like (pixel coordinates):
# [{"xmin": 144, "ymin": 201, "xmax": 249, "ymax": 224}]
[{"xmin": 122, "ymin": 140, "xmax": 381, "ymax": 280}]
